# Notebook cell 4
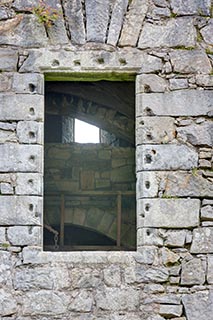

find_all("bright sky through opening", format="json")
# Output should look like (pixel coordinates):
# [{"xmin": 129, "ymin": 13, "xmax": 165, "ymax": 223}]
[{"xmin": 75, "ymin": 119, "xmax": 100, "ymax": 143}]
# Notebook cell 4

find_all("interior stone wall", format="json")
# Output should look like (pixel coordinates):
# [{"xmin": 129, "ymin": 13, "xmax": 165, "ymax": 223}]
[
  {"xmin": 0, "ymin": 0, "xmax": 213, "ymax": 319},
  {"xmin": 44, "ymin": 143, "xmax": 135, "ymax": 246}
]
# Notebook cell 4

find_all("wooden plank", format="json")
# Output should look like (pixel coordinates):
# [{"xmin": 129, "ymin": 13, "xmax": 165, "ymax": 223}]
[
  {"xmin": 116, "ymin": 192, "xmax": 122, "ymax": 247},
  {"xmin": 60, "ymin": 194, "xmax": 65, "ymax": 247}
]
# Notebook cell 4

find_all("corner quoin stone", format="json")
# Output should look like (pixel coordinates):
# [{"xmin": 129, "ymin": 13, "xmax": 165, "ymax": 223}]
[
  {"xmin": 138, "ymin": 199, "xmax": 200, "ymax": 228},
  {"xmin": 136, "ymin": 145, "xmax": 198, "ymax": 171}
]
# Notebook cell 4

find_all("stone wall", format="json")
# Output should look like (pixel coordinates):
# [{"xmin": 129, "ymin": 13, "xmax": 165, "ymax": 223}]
[{"xmin": 0, "ymin": 0, "xmax": 213, "ymax": 319}]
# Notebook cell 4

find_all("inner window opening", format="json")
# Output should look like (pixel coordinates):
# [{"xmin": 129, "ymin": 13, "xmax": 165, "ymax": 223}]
[{"xmin": 44, "ymin": 80, "xmax": 136, "ymax": 251}]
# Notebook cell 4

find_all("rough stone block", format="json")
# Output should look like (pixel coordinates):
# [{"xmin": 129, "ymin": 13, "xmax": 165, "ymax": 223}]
[
  {"xmin": 171, "ymin": 0, "xmax": 211, "ymax": 16},
  {"xmin": 136, "ymin": 74, "xmax": 167, "ymax": 94},
  {"xmin": 14, "ymin": 267, "xmax": 54, "ymax": 290},
  {"xmin": 135, "ymin": 265, "xmax": 169, "ymax": 283},
  {"xmin": 0, "ymin": 289, "xmax": 17, "ymax": 316},
  {"xmin": 20, "ymin": 290, "xmax": 69, "ymax": 315},
  {"xmin": 15, "ymin": 173, "xmax": 43, "ymax": 195},
  {"xmin": 12, "ymin": 73, "xmax": 44, "ymax": 94},
  {"xmin": 0, "ymin": 73, "xmax": 12, "ymax": 92},
  {"xmin": 165, "ymin": 230, "xmax": 187, "ymax": 247},
  {"xmin": 0, "ymin": 182, "xmax": 13, "ymax": 194},
  {"xmin": 136, "ymin": 90, "xmax": 213, "ymax": 117},
  {"xmin": 103, "ymin": 265, "xmax": 121, "ymax": 286},
  {"xmin": 135, "ymin": 246, "xmax": 158, "ymax": 265},
  {"xmin": 107, "ymin": 0, "xmax": 128, "ymax": 46},
  {"xmin": 136, "ymin": 145, "xmax": 198, "ymax": 171},
  {"xmin": 95, "ymin": 287, "xmax": 140, "ymax": 311},
  {"xmin": 200, "ymin": 19, "xmax": 213, "ymax": 45},
  {"xmin": 0, "ymin": 94, "xmax": 44, "ymax": 121},
  {"xmin": 137, "ymin": 228, "xmax": 164, "ymax": 246},
  {"xmin": 207, "ymin": 255, "xmax": 213, "ymax": 284},
  {"xmin": 181, "ymin": 258, "xmax": 206, "ymax": 285},
  {"xmin": 17, "ymin": 121, "xmax": 43, "ymax": 144},
  {"xmin": 191, "ymin": 227, "xmax": 213, "ymax": 253},
  {"xmin": 196, "ymin": 75, "xmax": 213, "ymax": 87},
  {"xmin": 0, "ymin": 15, "xmax": 48, "ymax": 47},
  {"xmin": 138, "ymin": 199, "xmax": 200, "ymax": 228},
  {"xmin": 138, "ymin": 18, "xmax": 196, "ymax": 49},
  {"xmin": 63, "ymin": 0, "xmax": 85, "ymax": 45},
  {"xmin": 0, "ymin": 196, "xmax": 42, "ymax": 225},
  {"xmin": 177, "ymin": 121, "xmax": 213, "ymax": 147},
  {"xmin": 201, "ymin": 205, "xmax": 213, "ymax": 220},
  {"xmin": 0, "ymin": 48, "xmax": 18, "ymax": 71},
  {"xmin": 0, "ymin": 145, "xmax": 42, "ymax": 172},
  {"xmin": 159, "ymin": 247, "xmax": 180, "ymax": 265},
  {"xmin": 7, "ymin": 226, "xmax": 41, "ymax": 246},
  {"xmin": 159, "ymin": 304, "xmax": 183, "ymax": 318},
  {"xmin": 119, "ymin": 0, "xmax": 149, "ymax": 47},
  {"xmin": 170, "ymin": 50, "xmax": 212, "ymax": 74},
  {"xmin": 85, "ymin": 0, "xmax": 110, "ymax": 43},
  {"xmin": 136, "ymin": 116, "xmax": 175, "ymax": 145},
  {"xmin": 182, "ymin": 290, "xmax": 213, "ymax": 320},
  {"xmin": 169, "ymin": 78, "xmax": 189, "ymax": 90},
  {"xmin": 0, "ymin": 228, "xmax": 6, "ymax": 244}
]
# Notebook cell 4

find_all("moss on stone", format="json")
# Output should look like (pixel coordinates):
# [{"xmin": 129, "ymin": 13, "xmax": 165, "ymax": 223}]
[{"xmin": 45, "ymin": 72, "xmax": 135, "ymax": 82}]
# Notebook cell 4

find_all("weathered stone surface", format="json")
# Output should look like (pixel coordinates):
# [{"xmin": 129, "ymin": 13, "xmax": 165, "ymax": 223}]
[
  {"xmin": 200, "ymin": 19, "xmax": 213, "ymax": 45},
  {"xmin": 0, "ymin": 196, "xmax": 42, "ymax": 225},
  {"xmin": 0, "ymin": 15, "xmax": 48, "ymax": 47},
  {"xmin": 138, "ymin": 199, "xmax": 200, "ymax": 228},
  {"xmin": 137, "ymin": 145, "xmax": 198, "ymax": 171},
  {"xmin": 135, "ymin": 246, "xmax": 158, "ymax": 265},
  {"xmin": 136, "ymin": 116, "xmax": 175, "ymax": 145},
  {"xmin": 70, "ymin": 268, "xmax": 101, "ymax": 289},
  {"xmin": 159, "ymin": 247, "xmax": 180, "ymax": 265},
  {"xmin": 171, "ymin": 0, "xmax": 211, "ymax": 16},
  {"xmin": 19, "ymin": 48, "xmax": 163, "ymax": 73},
  {"xmin": 196, "ymin": 75, "xmax": 213, "ymax": 87},
  {"xmin": 0, "ymin": 94, "xmax": 44, "ymax": 121},
  {"xmin": 170, "ymin": 50, "xmax": 212, "ymax": 74},
  {"xmin": 85, "ymin": 0, "xmax": 110, "ymax": 42},
  {"xmin": 164, "ymin": 230, "xmax": 187, "ymax": 247},
  {"xmin": 207, "ymin": 255, "xmax": 213, "ymax": 283},
  {"xmin": 7, "ymin": 226, "xmax": 41, "ymax": 246},
  {"xmin": 135, "ymin": 265, "xmax": 169, "ymax": 283},
  {"xmin": 0, "ymin": 49, "xmax": 18, "ymax": 71},
  {"xmin": 177, "ymin": 121, "xmax": 213, "ymax": 146},
  {"xmin": 137, "ymin": 171, "xmax": 159, "ymax": 199},
  {"xmin": 181, "ymin": 258, "xmax": 206, "ymax": 285},
  {"xmin": 15, "ymin": 173, "xmax": 43, "ymax": 195},
  {"xmin": 137, "ymin": 228, "xmax": 164, "ymax": 246},
  {"xmin": 0, "ymin": 251, "xmax": 13, "ymax": 287},
  {"xmin": 191, "ymin": 228, "xmax": 213, "ymax": 253},
  {"xmin": 0, "ymin": 289, "xmax": 17, "ymax": 316},
  {"xmin": 0, "ymin": 227, "xmax": 6, "ymax": 244},
  {"xmin": 21, "ymin": 290, "xmax": 69, "ymax": 315},
  {"xmin": 17, "ymin": 121, "xmax": 43, "ymax": 144},
  {"xmin": 12, "ymin": 73, "xmax": 44, "ymax": 94},
  {"xmin": 169, "ymin": 78, "xmax": 188, "ymax": 90},
  {"xmin": 0, "ymin": 145, "xmax": 42, "ymax": 172},
  {"xmin": 12, "ymin": 0, "xmax": 39, "ymax": 10},
  {"xmin": 137, "ymin": 90, "xmax": 213, "ymax": 117},
  {"xmin": 107, "ymin": 0, "xmax": 128, "ymax": 46},
  {"xmin": 182, "ymin": 290, "xmax": 213, "ymax": 320},
  {"xmin": 138, "ymin": 18, "xmax": 196, "ymax": 49},
  {"xmin": 136, "ymin": 74, "xmax": 167, "ymax": 94},
  {"xmin": 0, "ymin": 182, "xmax": 13, "ymax": 194},
  {"xmin": 159, "ymin": 304, "xmax": 183, "ymax": 318},
  {"xmin": 0, "ymin": 73, "xmax": 12, "ymax": 91},
  {"xmin": 69, "ymin": 290, "xmax": 93, "ymax": 312},
  {"xmin": 201, "ymin": 205, "xmax": 213, "ymax": 220},
  {"xmin": 14, "ymin": 267, "xmax": 53, "ymax": 290},
  {"xmin": 63, "ymin": 0, "xmax": 86, "ymax": 45},
  {"xmin": 96, "ymin": 287, "xmax": 139, "ymax": 311},
  {"xmin": 162, "ymin": 171, "xmax": 212, "ymax": 198},
  {"xmin": 103, "ymin": 265, "xmax": 121, "ymax": 286},
  {"xmin": 119, "ymin": 0, "xmax": 149, "ymax": 47}
]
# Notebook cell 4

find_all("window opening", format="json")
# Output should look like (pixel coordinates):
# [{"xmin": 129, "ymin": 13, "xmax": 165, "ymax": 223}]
[
  {"xmin": 44, "ymin": 80, "xmax": 136, "ymax": 251},
  {"xmin": 74, "ymin": 119, "xmax": 100, "ymax": 143}
]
